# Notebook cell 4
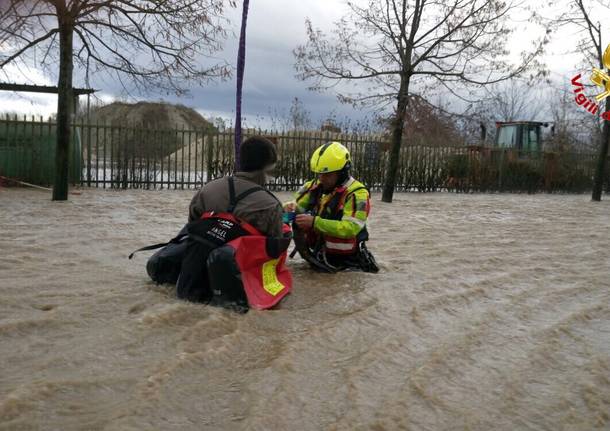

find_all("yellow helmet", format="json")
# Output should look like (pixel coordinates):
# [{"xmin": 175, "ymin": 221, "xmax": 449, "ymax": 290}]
[{"xmin": 310, "ymin": 142, "xmax": 351, "ymax": 173}]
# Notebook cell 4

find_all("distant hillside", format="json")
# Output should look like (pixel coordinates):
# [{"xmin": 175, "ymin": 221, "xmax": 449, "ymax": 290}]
[{"xmin": 89, "ymin": 101, "xmax": 215, "ymax": 131}]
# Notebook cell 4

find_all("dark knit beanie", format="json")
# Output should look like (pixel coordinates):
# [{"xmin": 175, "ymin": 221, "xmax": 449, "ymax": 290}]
[{"xmin": 240, "ymin": 136, "xmax": 278, "ymax": 172}]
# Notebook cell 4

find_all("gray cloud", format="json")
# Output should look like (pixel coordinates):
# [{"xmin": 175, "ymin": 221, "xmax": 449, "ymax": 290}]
[
  {"xmin": 2, "ymin": 0, "xmax": 361, "ymax": 125},
  {"xmin": 164, "ymin": 0, "xmax": 366, "ymax": 126}
]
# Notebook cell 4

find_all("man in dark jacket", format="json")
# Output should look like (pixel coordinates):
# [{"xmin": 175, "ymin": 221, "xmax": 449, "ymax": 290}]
[
  {"xmin": 188, "ymin": 136, "xmax": 283, "ymax": 237},
  {"xmin": 136, "ymin": 136, "xmax": 285, "ymax": 308},
  {"xmin": 177, "ymin": 136, "xmax": 286, "ymax": 309}
]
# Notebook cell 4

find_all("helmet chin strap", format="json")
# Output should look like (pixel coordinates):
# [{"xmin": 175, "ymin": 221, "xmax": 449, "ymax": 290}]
[
  {"xmin": 322, "ymin": 168, "xmax": 350, "ymax": 192},
  {"xmin": 336, "ymin": 165, "xmax": 351, "ymax": 187}
]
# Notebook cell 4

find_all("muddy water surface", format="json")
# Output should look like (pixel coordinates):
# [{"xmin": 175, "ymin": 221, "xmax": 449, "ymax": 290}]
[{"xmin": 1, "ymin": 188, "xmax": 609, "ymax": 430}]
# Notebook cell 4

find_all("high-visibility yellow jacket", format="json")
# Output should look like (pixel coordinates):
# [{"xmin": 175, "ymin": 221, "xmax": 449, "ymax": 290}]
[{"xmin": 294, "ymin": 177, "xmax": 370, "ymax": 254}]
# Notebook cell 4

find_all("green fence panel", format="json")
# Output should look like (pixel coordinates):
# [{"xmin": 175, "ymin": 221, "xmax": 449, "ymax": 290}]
[{"xmin": 0, "ymin": 120, "xmax": 81, "ymax": 185}]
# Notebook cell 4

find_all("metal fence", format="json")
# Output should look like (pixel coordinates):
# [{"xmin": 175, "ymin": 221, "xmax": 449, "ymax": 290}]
[
  {"xmin": 1, "ymin": 115, "xmax": 609, "ymax": 193},
  {"xmin": 74, "ymin": 120, "xmax": 390, "ymax": 191}
]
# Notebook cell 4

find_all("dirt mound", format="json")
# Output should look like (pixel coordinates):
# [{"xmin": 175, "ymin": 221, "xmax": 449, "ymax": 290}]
[
  {"xmin": 89, "ymin": 101, "xmax": 215, "ymax": 131},
  {"xmin": 85, "ymin": 102, "xmax": 216, "ymax": 160}
]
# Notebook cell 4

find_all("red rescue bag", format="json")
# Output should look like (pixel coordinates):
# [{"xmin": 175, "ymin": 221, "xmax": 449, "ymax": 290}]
[{"xmin": 229, "ymin": 224, "xmax": 292, "ymax": 309}]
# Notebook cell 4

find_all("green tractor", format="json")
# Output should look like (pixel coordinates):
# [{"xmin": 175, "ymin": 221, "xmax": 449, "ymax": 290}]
[
  {"xmin": 445, "ymin": 121, "xmax": 553, "ymax": 191},
  {"xmin": 495, "ymin": 121, "xmax": 550, "ymax": 153}
]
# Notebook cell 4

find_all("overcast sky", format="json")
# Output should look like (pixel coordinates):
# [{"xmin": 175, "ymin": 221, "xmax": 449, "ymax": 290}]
[
  {"xmin": 2, "ymin": 0, "xmax": 353, "ymax": 127},
  {"xmin": 1, "ymin": 0, "xmax": 609, "ymax": 127}
]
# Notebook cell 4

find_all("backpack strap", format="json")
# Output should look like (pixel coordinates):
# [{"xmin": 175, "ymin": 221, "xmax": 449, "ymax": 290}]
[
  {"xmin": 226, "ymin": 176, "xmax": 280, "ymax": 213},
  {"xmin": 234, "ymin": 186, "xmax": 266, "ymax": 204},
  {"xmin": 227, "ymin": 175, "xmax": 237, "ymax": 212}
]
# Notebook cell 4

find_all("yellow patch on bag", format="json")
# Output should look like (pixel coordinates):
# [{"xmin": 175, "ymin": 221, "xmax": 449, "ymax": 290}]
[{"xmin": 262, "ymin": 259, "xmax": 284, "ymax": 296}]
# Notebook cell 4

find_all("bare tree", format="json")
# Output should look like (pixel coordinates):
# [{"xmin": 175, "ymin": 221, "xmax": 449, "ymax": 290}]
[
  {"xmin": 295, "ymin": 0, "xmax": 547, "ymax": 202},
  {"xmin": 0, "ymin": 0, "xmax": 234, "ymax": 200},
  {"xmin": 546, "ymin": 84, "xmax": 598, "ymax": 152},
  {"xmin": 266, "ymin": 96, "xmax": 313, "ymax": 131},
  {"xmin": 377, "ymin": 94, "xmax": 467, "ymax": 146},
  {"xmin": 288, "ymin": 97, "xmax": 312, "ymax": 131},
  {"xmin": 481, "ymin": 80, "xmax": 545, "ymax": 122},
  {"xmin": 552, "ymin": 0, "xmax": 610, "ymax": 200}
]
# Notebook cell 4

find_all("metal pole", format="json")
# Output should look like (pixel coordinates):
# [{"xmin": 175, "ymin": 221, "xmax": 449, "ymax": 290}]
[{"xmin": 234, "ymin": 0, "xmax": 250, "ymax": 171}]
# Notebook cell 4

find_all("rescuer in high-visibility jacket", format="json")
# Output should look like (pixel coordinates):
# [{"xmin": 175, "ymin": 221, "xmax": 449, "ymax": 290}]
[{"xmin": 288, "ymin": 142, "xmax": 378, "ymax": 273}]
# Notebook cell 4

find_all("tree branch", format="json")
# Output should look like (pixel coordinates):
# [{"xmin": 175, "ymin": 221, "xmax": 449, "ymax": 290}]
[{"xmin": 0, "ymin": 29, "xmax": 58, "ymax": 68}]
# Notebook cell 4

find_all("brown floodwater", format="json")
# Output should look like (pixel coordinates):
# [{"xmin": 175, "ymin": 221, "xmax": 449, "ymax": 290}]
[{"xmin": 1, "ymin": 188, "xmax": 609, "ymax": 431}]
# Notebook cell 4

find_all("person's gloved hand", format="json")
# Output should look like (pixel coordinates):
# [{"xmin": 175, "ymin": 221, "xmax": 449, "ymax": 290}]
[{"xmin": 295, "ymin": 214, "xmax": 314, "ymax": 230}]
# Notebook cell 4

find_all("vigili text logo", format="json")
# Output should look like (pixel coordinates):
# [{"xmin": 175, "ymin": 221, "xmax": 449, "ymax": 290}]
[{"xmin": 571, "ymin": 43, "xmax": 610, "ymax": 120}]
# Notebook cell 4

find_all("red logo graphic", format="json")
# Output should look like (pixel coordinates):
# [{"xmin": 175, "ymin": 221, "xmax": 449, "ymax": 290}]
[{"xmin": 571, "ymin": 44, "xmax": 610, "ymax": 120}]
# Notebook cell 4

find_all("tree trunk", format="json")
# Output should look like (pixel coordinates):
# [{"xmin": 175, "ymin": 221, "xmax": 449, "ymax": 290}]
[
  {"xmin": 592, "ymin": 96, "xmax": 610, "ymax": 201},
  {"xmin": 382, "ymin": 76, "xmax": 409, "ymax": 203},
  {"xmin": 53, "ymin": 22, "xmax": 74, "ymax": 201}
]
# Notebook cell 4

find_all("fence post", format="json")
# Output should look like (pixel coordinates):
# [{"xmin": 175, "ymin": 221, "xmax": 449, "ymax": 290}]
[
  {"xmin": 187, "ymin": 126, "xmax": 193, "ymax": 188},
  {"xmin": 180, "ymin": 123, "xmax": 185, "ymax": 189},
  {"xmin": 194, "ymin": 129, "xmax": 200, "ymax": 187},
  {"xmin": 206, "ymin": 130, "xmax": 214, "ymax": 183},
  {"xmin": 85, "ymin": 116, "xmax": 91, "ymax": 187}
]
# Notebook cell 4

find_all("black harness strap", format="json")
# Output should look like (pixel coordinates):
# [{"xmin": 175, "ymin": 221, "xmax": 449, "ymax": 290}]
[
  {"xmin": 234, "ymin": 186, "xmax": 265, "ymax": 204},
  {"xmin": 227, "ymin": 175, "xmax": 237, "ymax": 213},
  {"xmin": 227, "ymin": 176, "xmax": 281, "ymax": 213},
  {"xmin": 128, "ymin": 233, "xmax": 188, "ymax": 259}
]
